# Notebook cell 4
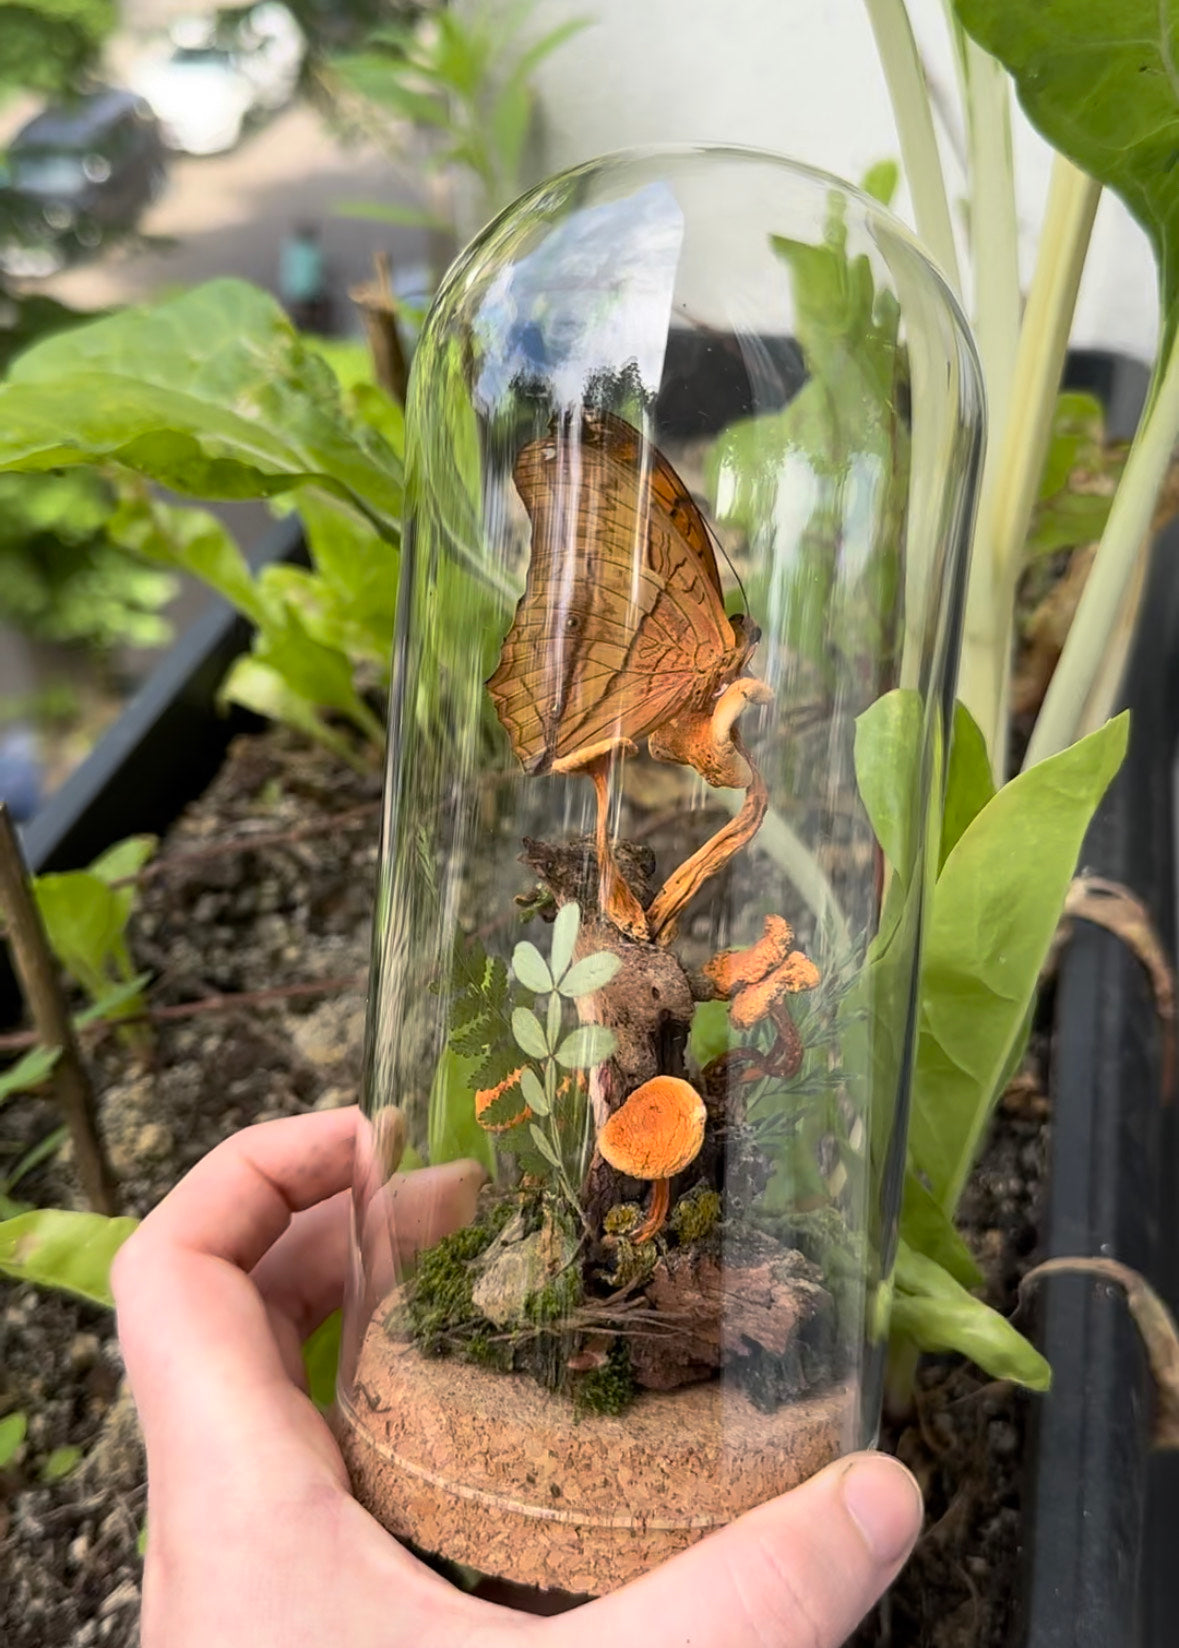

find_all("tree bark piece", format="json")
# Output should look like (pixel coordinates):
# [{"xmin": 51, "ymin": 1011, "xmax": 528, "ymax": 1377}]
[{"xmin": 0, "ymin": 806, "xmax": 120, "ymax": 1213}]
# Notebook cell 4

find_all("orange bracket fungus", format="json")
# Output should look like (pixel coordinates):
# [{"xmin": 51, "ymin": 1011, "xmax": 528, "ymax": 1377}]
[
  {"xmin": 597, "ymin": 1075, "xmax": 707, "ymax": 1243},
  {"xmin": 703, "ymin": 918, "xmax": 821, "ymax": 1082}
]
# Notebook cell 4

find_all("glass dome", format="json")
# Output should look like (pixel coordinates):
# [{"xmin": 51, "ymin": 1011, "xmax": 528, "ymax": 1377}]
[{"xmin": 337, "ymin": 144, "xmax": 984, "ymax": 1596}]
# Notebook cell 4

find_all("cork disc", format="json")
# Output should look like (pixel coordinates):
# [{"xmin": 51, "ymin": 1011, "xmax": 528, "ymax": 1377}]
[{"xmin": 337, "ymin": 1309, "xmax": 857, "ymax": 1595}]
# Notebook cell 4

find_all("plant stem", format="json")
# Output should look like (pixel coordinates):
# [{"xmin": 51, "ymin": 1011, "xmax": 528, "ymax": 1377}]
[
  {"xmin": 863, "ymin": 0, "xmax": 962, "ymax": 294},
  {"xmin": 958, "ymin": 157, "xmax": 1100, "ymax": 771},
  {"xmin": 1025, "ymin": 331, "xmax": 1179, "ymax": 768},
  {"xmin": 0, "ymin": 807, "xmax": 120, "ymax": 1215},
  {"xmin": 958, "ymin": 35, "xmax": 1020, "ymax": 453}
]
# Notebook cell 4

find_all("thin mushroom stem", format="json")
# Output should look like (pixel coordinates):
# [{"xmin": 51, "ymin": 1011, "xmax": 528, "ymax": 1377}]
[
  {"xmin": 647, "ymin": 738, "xmax": 769, "ymax": 941},
  {"xmin": 634, "ymin": 1178, "xmax": 670, "ymax": 1244}
]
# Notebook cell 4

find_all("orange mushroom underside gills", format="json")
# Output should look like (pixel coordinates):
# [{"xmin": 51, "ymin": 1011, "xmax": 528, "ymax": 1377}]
[
  {"xmin": 597, "ymin": 1075, "xmax": 707, "ymax": 1242},
  {"xmin": 729, "ymin": 951, "xmax": 822, "ymax": 1030},
  {"xmin": 704, "ymin": 913, "xmax": 795, "ymax": 996}
]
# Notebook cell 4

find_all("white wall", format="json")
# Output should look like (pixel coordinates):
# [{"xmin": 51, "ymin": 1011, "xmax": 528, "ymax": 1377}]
[{"xmin": 519, "ymin": 0, "xmax": 1158, "ymax": 366}]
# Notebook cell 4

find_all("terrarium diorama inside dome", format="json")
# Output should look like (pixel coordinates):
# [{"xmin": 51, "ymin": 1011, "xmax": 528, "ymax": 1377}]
[{"xmin": 338, "ymin": 148, "xmax": 981, "ymax": 1593}]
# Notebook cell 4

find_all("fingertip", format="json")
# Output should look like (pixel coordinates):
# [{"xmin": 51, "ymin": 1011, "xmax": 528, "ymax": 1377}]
[{"xmin": 839, "ymin": 1452, "xmax": 924, "ymax": 1566}]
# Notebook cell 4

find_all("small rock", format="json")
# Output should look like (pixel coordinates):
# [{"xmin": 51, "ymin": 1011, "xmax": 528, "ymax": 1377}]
[
  {"xmin": 99, "ymin": 1577, "xmax": 140, "ymax": 1618},
  {"xmin": 70, "ymin": 1333, "xmax": 101, "ymax": 1373},
  {"xmin": 68, "ymin": 1532, "xmax": 91, "ymax": 1567}
]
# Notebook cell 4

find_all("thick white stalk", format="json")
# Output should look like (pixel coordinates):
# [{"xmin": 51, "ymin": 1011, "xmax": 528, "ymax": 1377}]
[
  {"xmin": 1024, "ymin": 335, "xmax": 1179, "ymax": 768},
  {"xmin": 863, "ymin": 0, "xmax": 962, "ymax": 295},
  {"xmin": 960, "ymin": 38, "xmax": 1020, "ymax": 453},
  {"xmin": 957, "ymin": 158, "xmax": 1100, "ymax": 768}
]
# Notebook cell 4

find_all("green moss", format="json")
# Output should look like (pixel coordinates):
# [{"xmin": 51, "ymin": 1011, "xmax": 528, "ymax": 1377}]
[
  {"xmin": 670, "ymin": 1187, "xmax": 722, "ymax": 1244},
  {"xmin": 574, "ymin": 1340, "xmax": 637, "ymax": 1416},
  {"xmin": 524, "ymin": 1259, "xmax": 583, "ymax": 1327},
  {"xmin": 604, "ymin": 1236, "xmax": 658, "ymax": 1289},
  {"xmin": 406, "ymin": 1222, "xmax": 497, "ymax": 1353},
  {"xmin": 603, "ymin": 1202, "xmax": 642, "ymax": 1237}
]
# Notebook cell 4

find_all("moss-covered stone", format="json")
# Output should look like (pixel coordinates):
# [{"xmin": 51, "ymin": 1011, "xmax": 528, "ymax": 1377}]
[{"xmin": 574, "ymin": 1340, "xmax": 637, "ymax": 1416}]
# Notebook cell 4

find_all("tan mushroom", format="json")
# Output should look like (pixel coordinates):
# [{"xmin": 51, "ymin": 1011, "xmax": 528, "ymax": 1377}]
[
  {"xmin": 704, "ymin": 914, "xmax": 795, "ymax": 997},
  {"xmin": 597, "ymin": 1075, "xmax": 707, "ymax": 1243}
]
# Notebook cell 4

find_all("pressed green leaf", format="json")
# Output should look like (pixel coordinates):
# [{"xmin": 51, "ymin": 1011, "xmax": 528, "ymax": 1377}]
[
  {"xmin": 426, "ymin": 1047, "xmax": 495, "ymax": 1175},
  {"xmin": 555, "ymin": 1024, "xmax": 617, "ymax": 1070},
  {"xmin": 0, "ymin": 282, "xmax": 402, "ymax": 528},
  {"xmin": 893, "ymin": 1241, "xmax": 1051, "ymax": 1389},
  {"xmin": 0, "ymin": 1209, "xmax": 139, "ymax": 1306},
  {"xmin": 519, "ymin": 1066, "xmax": 547, "ymax": 1115},
  {"xmin": 912, "ymin": 714, "xmax": 1128, "ymax": 1215},
  {"xmin": 511, "ymin": 1006, "xmax": 549, "ymax": 1061},
  {"xmin": 41, "ymin": 1444, "xmax": 82, "ymax": 1482},
  {"xmin": 900, "ymin": 1171, "xmax": 983, "ymax": 1290},
  {"xmin": 558, "ymin": 951, "xmax": 622, "ymax": 999},
  {"xmin": 0, "ymin": 1044, "xmax": 62, "ymax": 1104},
  {"xmin": 302, "ymin": 1309, "xmax": 341, "ymax": 1411},
  {"xmin": 689, "ymin": 998, "xmax": 730, "ymax": 1067},
  {"xmin": 939, "ymin": 701, "xmax": 995, "ymax": 870},
  {"xmin": 528, "ymin": 1123, "xmax": 562, "ymax": 1169},
  {"xmin": 548, "ymin": 901, "xmax": 580, "ymax": 982},
  {"xmin": 546, "ymin": 991, "xmax": 564, "ymax": 1051},
  {"xmin": 953, "ymin": 0, "xmax": 1179, "ymax": 345},
  {"xmin": 0, "ymin": 1410, "xmax": 27, "ymax": 1466},
  {"xmin": 854, "ymin": 689, "xmax": 924, "ymax": 884},
  {"xmin": 511, "ymin": 942, "xmax": 553, "ymax": 995}
]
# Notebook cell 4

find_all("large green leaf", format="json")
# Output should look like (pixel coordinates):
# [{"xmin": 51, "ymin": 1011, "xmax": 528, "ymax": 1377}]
[
  {"xmin": 0, "ymin": 1209, "xmax": 139, "ymax": 1306},
  {"xmin": 911, "ymin": 713, "xmax": 1128, "ymax": 1215},
  {"xmin": 953, "ymin": 0, "xmax": 1179, "ymax": 342},
  {"xmin": 427, "ymin": 1047, "xmax": 496, "ymax": 1175},
  {"xmin": 893, "ymin": 1240, "xmax": 1050, "ymax": 1389},
  {"xmin": 34, "ymin": 871, "xmax": 133, "ymax": 1001},
  {"xmin": 0, "ymin": 282, "xmax": 402, "ymax": 528},
  {"xmin": 939, "ymin": 701, "xmax": 995, "ymax": 870},
  {"xmin": 853, "ymin": 689, "xmax": 924, "ymax": 885}
]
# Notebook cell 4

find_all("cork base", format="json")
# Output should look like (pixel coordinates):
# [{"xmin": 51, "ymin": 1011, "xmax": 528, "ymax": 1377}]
[{"xmin": 337, "ymin": 1314, "xmax": 857, "ymax": 1594}]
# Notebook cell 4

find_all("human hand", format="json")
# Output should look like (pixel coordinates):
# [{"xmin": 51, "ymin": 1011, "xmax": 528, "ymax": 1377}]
[{"xmin": 113, "ymin": 1107, "xmax": 922, "ymax": 1647}]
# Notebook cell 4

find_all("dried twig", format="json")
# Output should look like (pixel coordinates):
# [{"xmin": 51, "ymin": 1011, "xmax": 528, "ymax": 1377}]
[
  {"xmin": 1022, "ymin": 1255, "xmax": 1179, "ymax": 1448},
  {"xmin": 107, "ymin": 802, "xmax": 381, "ymax": 890},
  {"xmin": 0, "ymin": 972, "xmax": 369, "ymax": 1054},
  {"xmin": 0, "ymin": 805, "xmax": 120, "ymax": 1213}
]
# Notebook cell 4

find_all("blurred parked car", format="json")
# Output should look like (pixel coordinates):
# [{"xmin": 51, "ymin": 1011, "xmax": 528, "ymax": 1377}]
[
  {"xmin": 131, "ymin": 4, "xmax": 306, "ymax": 157},
  {"xmin": 0, "ymin": 89, "xmax": 167, "ymax": 278}
]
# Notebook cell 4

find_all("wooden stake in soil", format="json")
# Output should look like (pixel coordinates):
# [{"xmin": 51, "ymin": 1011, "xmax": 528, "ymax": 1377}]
[
  {"xmin": 0, "ymin": 806, "xmax": 120, "ymax": 1214},
  {"xmin": 350, "ymin": 251, "xmax": 411, "ymax": 405}
]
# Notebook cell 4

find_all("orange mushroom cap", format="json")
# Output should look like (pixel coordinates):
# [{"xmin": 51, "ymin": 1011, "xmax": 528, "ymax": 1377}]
[
  {"xmin": 474, "ymin": 1066, "xmax": 531, "ymax": 1132},
  {"xmin": 703, "ymin": 914, "xmax": 795, "ymax": 997},
  {"xmin": 729, "ymin": 950, "xmax": 821, "ymax": 1030},
  {"xmin": 597, "ymin": 1075, "xmax": 706, "ymax": 1180}
]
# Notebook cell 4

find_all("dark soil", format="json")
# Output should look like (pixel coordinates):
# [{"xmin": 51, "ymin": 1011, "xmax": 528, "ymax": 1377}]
[{"xmin": 1, "ymin": 724, "xmax": 1049, "ymax": 1647}]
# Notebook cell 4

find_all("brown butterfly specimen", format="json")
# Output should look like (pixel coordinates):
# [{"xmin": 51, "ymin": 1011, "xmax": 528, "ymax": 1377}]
[{"xmin": 487, "ymin": 409, "xmax": 771, "ymax": 941}]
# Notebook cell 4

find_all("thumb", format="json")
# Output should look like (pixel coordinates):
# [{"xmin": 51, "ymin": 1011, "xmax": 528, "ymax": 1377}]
[{"xmin": 553, "ymin": 1452, "xmax": 922, "ymax": 1648}]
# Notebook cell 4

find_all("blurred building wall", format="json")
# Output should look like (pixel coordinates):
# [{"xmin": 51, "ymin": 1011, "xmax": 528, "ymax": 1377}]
[{"xmin": 513, "ymin": 0, "xmax": 1157, "ymax": 366}]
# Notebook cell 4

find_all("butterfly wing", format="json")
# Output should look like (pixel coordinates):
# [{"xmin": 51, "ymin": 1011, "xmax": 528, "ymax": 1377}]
[{"xmin": 487, "ymin": 411, "xmax": 735, "ymax": 774}]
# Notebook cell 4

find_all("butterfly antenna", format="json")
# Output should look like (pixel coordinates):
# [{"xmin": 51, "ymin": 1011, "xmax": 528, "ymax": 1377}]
[{"xmin": 706, "ymin": 514, "xmax": 752, "ymax": 615}]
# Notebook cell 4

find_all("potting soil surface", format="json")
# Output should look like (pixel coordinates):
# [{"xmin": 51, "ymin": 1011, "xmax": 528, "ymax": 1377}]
[{"xmin": 0, "ymin": 726, "xmax": 1045, "ymax": 1648}]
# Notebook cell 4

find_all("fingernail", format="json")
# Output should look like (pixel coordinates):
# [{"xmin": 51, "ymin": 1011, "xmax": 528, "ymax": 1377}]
[{"xmin": 841, "ymin": 1454, "xmax": 924, "ymax": 1565}]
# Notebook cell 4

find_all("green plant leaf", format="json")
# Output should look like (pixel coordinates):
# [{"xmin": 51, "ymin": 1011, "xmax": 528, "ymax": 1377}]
[
  {"xmin": 1026, "ymin": 492, "xmax": 1113, "ymax": 559},
  {"xmin": 548, "ymin": 901, "xmax": 580, "ymax": 981},
  {"xmin": 41, "ymin": 1444, "xmax": 82, "ymax": 1481},
  {"xmin": 511, "ymin": 1006, "xmax": 549, "ymax": 1061},
  {"xmin": 528, "ymin": 1123, "xmax": 561, "ymax": 1169},
  {"xmin": 953, "ymin": 0, "xmax": 1179, "ymax": 346},
  {"xmin": 1, "ymin": 1126, "xmax": 69, "ymax": 1196},
  {"xmin": 89, "ymin": 835, "xmax": 156, "ymax": 886},
  {"xmin": 218, "ymin": 657, "xmax": 367, "ymax": 773},
  {"xmin": 74, "ymin": 974, "xmax": 153, "ymax": 1027},
  {"xmin": 861, "ymin": 158, "xmax": 900, "ymax": 206},
  {"xmin": 854, "ymin": 689, "xmax": 924, "ymax": 884},
  {"xmin": 555, "ymin": 1024, "xmax": 617, "ymax": 1070},
  {"xmin": 110, "ymin": 491, "xmax": 267, "ymax": 626},
  {"xmin": 0, "ymin": 282, "xmax": 402, "ymax": 529},
  {"xmin": 912, "ymin": 714, "xmax": 1128, "ymax": 1217},
  {"xmin": 302, "ymin": 1309, "xmax": 341, "ymax": 1411},
  {"xmin": 940, "ymin": 701, "xmax": 995, "ymax": 870},
  {"xmin": 520, "ymin": 1065, "xmax": 549, "ymax": 1117},
  {"xmin": 33, "ymin": 871, "xmax": 131, "ymax": 1001},
  {"xmin": 0, "ymin": 1044, "xmax": 62, "ymax": 1104},
  {"xmin": 0, "ymin": 1410, "xmax": 27, "ymax": 1467},
  {"xmin": 0, "ymin": 1208, "xmax": 139, "ymax": 1306},
  {"xmin": 558, "ymin": 951, "xmax": 622, "ymax": 998},
  {"xmin": 900, "ymin": 1171, "xmax": 983, "ymax": 1290},
  {"xmin": 689, "ymin": 998, "xmax": 730, "ymax": 1066},
  {"xmin": 334, "ymin": 199, "xmax": 446, "ymax": 230},
  {"xmin": 511, "ymin": 942, "xmax": 553, "ymax": 995},
  {"xmin": 426, "ymin": 1047, "xmax": 495, "ymax": 1175},
  {"xmin": 893, "ymin": 1241, "xmax": 1051, "ymax": 1389}
]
